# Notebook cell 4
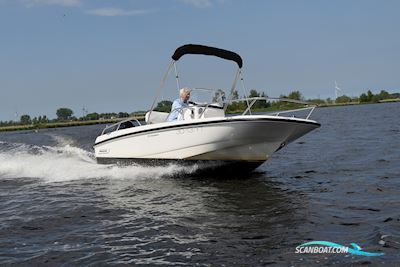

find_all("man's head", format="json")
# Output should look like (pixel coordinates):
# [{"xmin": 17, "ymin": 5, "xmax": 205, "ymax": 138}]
[{"xmin": 179, "ymin": 87, "xmax": 191, "ymax": 103}]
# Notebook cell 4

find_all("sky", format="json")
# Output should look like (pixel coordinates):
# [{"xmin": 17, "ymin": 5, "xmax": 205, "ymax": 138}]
[{"xmin": 0, "ymin": 0, "xmax": 399, "ymax": 121}]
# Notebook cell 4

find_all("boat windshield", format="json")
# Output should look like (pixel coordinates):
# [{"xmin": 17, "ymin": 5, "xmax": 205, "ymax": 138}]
[
  {"xmin": 189, "ymin": 87, "xmax": 225, "ymax": 107},
  {"xmin": 101, "ymin": 118, "xmax": 142, "ymax": 135}
]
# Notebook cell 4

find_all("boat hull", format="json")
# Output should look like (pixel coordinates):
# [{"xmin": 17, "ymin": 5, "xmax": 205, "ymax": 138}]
[
  {"xmin": 96, "ymin": 158, "xmax": 264, "ymax": 176},
  {"xmin": 94, "ymin": 116, "xmax": 320, "ymax": 172}
]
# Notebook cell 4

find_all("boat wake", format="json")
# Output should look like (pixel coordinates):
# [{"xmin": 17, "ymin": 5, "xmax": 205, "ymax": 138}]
[{"xmin": 0, "ymin": 141, "xmax": 197, "ymax": 183}]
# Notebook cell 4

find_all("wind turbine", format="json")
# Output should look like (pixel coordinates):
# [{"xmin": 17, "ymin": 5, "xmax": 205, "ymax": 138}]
[
  {"xmin": 14, "ymin": 110, "xmax": 19, "ymax": 122},
  {"xmin": 334, "ymin": 81, "xmax": 342, "ymax": 100},
  {"xmin": 82, "ymin": 107, "xmax": 88, "ymax": 117}
]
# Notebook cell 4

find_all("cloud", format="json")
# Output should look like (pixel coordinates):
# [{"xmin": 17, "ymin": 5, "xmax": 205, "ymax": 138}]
[
  {"xmin": 179, "ymin": 0, "xmax": 212, "ymax": 8},
  {"xmin": 178, "ymin": 0, "xmax": 226, "ymax": 8},
  {"xmin": 86, "ymin": 7, "xmax": 154, "ymax": 17},
  {"xmin": 21, "ymin": 0, "xmax": 82, "ymax": 7}
]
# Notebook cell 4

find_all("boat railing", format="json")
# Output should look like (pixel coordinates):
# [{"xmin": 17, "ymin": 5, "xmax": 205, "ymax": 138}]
[
  {"xmin": 163, "ymin": 96, "xmax": 317, "ymax": 121},
  {"xmin": 101, "ymin": 118, "xmax": 142, "ymax": 135},
  {"xmin": 228, "ymin": 96, "xmax": 317, "ymax": 120},
  {"xmin": 188, "ymin": 88, "xmax": 317, "ymax": 120}
]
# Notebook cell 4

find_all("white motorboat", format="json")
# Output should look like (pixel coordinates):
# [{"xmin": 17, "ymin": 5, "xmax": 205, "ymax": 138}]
[{"xmin": 94, "ymin": 44, "xmax": 320, "ymax": 173}]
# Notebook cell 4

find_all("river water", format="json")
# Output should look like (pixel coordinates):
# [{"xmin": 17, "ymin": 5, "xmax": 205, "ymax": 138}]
[{"xmin": 0, "ymin": 103, "xmax": 399, "ymax": 266}]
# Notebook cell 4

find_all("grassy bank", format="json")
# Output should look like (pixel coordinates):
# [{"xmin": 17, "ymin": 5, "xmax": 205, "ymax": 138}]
[
  {"xmin": 317, "ymin": 98, "xmax": 400, "ymax": 108},
  {"xmin": 226, "ymin": 99, "xmax": 388, "ymax": 114},
  {"xmin": 0, "ymin": 117, "xmax": 145, "ymax": 132}
]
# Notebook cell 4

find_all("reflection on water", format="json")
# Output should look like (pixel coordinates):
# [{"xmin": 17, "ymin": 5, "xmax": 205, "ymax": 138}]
[{"xmin": 0, "ymin": 103, "xmax": 399, "ymax": 266}]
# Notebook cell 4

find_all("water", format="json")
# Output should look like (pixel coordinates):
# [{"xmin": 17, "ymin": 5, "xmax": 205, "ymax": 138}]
[{"xmin": 0, "ymin": 103, "xmax": 399, "ymax": 266}]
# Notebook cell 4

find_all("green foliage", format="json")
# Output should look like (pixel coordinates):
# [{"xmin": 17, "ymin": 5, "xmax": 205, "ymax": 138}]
[
  {"xmin": 232, "ymin": 90, "xmax": 239, "ymax": 100},
  {"xmin": 85, "ymin": 112, "xmax": 100, "ymax": 120},
  {"xmin": 56, "ymin": 108, "xmax": 73, "ymax": 121},
  {"xmin": 0, "ymin": 120, "xmax": 15, "ymax": 127},
  {"xmin": 287, "ymin": 90, "xmax": 303, "ymax": 100},
  {"xmin": 20, "ymin": 114, "xmax": 31, "ymax": 125},
  {"xmin": 371, "ymin": 94, "xmax": 381, "ymax": 103},
  {"xmin": 379, "ymin": 90, "xmax": 391, "ymax": 99},
  {"xmin": 226, "ymin": 89, "xmax": 270, "ymax": 112},
  {"xmin": 359, "ymin": 93, "xmax": 369, "ymax": 103},
  {"xmin": 226, "ymin": 100, "xmax": 247, "ymax": 112},
  {"xmin": 154, "ymin": 100, "xmax": 173, "ymax": 112},
  {"xmin": 130, "ymin": 111, "xmax": 146, "ymax": 117},
  {"xmin": 253, "ymin": 91, "xmax": 269, "ymax": 109},
  {"xmin": 32, "ymin": 115, "xmax": 48, "ymax": 125},
  {"xmin": 42, "ymin": 115, "xmax": 49, "ymax": 123},
  {"xmin": 249, "ymin": 89, "xmax": 259, "ymax": 98},
  {"xmin": 391, "ymin": 93, "xmax": 400, "ymax": 99},
  {"xmin": 367, "ymin": 90, "xmax": 374, "ymax": 101},
  {"xmin": 118, "ymin": 112, "xmax": 129, "ymax": 118},
  {"xmin": 335, "ymin": 95, "xmax": 352, "ymax": 103},
  {"xmin": 308, "ymin": 99, "xmax": 326, "ymax": 105},
  {"xmin": 212, "ymin": 89, "xmax": 226, "ymax": 103},
  {"xmin": 99, "ymin": 113, "xmax": 117, "ymax": 119},
  {"xmin": 266, "ymin": 90, "xmax": 304, "ymax": 110},
  {"xmin": 359, "ymin": 89, "xmax": 395, "ymax": 103}
]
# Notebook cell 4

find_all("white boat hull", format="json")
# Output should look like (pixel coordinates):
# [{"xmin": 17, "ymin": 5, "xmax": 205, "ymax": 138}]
[{"xmin": 94, "ymin": 115, "xmax": 320, "ymax": 170}]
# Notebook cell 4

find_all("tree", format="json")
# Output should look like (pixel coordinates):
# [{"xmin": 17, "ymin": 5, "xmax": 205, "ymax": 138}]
[
  {"xmin": 85, "ymin": 113, "xmax": 99, "ymax": 120},
  {"xmin": 391, "ymin": 93, "xmax": 400, "ymax": 99},
  {"xmin": 335, "ymin": 95, "xmax": 352, "ymax": 103},
  {"xmin": 154, "ymin": 100, "xmax": 173, "ymax": 112},
  {"xmin": 118, "ymin": 112, "xmax": 129, "ymax": 118},
  {"xmin": 245, "ymin": 89, "xmax": 269, "ymax": 109},
  {"xmin": 56, "ymin": 108, "xmax": 73, "ymax": 121},
  {"xmin": 249, "ymin": 89, "xmax": 259, "ymax": 98},
  {"xmin": 359, "ymin": 93, "xmax": 369, "ymax": 103},
  {"xmin": 309, "ymin": 98, "xmax": 326, "ymax": 105},
  {"xmin": 20, "ymin": 114, "xmax": 31, "ymax": 125},
  {"xmin": 99, "ymin": 112, "xmax": 117, "ymax": 119},
  {"xmin": 212, "ymin": 89, "xmax": 226, "ymax": 103},
  {"xmin": 287, "ymin": 90, "xmax": 302, "ymax": 100},
  {"xmin": 42, "ymin": 115, "xmax": 48, "ymax": 123},
  {"xmin": 371, "ymin": 94, "xmax": 381, "ymax": 103},
  {"xmin": 259, "ymin": 92, "xmax": 270, "ymax": 108},
  {"xmin": 367, "ymin": 90, "xmax": 374, "ymax": 102},
  {"xmin": 378, "ymin": 90, "xmax": 390, "ymax": 100},
  {"xmin": 232, "ymin": 90, "xmax": 239, "ymax": 100}
]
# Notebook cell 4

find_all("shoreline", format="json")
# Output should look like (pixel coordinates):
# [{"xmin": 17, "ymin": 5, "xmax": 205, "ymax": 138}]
[
  {"xmin": 0, "ymin": 117, "xmax": 143, "ymax": 133},
  {"xmin": 1, "ymin": 100, "xmax": 399, "ymax": 133}
]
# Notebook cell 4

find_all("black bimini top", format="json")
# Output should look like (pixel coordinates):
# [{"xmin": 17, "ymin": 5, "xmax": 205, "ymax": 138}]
[{"xmin": 172, "ymin": 44, "xmax": 243, "ymax": 68}]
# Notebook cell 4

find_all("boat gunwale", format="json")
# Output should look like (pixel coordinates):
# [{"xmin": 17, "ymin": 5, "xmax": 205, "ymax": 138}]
[{"xmin": 93, "ymin": 115, "xmax": 320, "ymax": 147}]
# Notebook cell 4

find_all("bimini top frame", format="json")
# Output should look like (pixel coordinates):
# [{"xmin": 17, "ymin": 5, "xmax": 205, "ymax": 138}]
[{"xmin": 148, "ymin": 44, "xmax": 249, "ymax": 119}]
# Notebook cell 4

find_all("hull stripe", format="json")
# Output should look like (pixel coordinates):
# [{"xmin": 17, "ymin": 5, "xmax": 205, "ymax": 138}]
[{"xmin": 94, "ymin": 117, "xmax": 320, "ymax": 147}]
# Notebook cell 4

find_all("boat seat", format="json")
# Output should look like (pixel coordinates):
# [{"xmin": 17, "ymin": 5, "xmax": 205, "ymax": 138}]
[
  {"xmin": 145, "ymin": 111, "xmax": 169, "ymax": 124},
  {"xmin": 118, "ymin": 120, "xmax": 135, "ymax": 130}
]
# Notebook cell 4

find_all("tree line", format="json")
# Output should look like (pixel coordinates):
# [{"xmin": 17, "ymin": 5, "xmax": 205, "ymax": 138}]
[
  {"xmin": 1, "ymin": 89, "xmax": 398, "ymax": 127},
  {"xmin": 323, "ymin": 90, "xmax": 399, "ymax": 105},
  {"xmin": 0, "ymin": 108, "xmax": 136, "ymax": 127}
]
